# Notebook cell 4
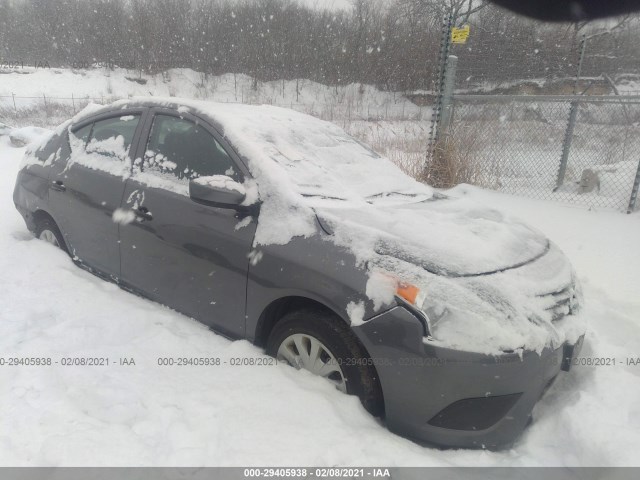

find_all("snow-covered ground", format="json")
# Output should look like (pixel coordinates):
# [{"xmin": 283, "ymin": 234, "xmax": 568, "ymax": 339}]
[{"xmin": 1, "ymin": 134, "xmax": 639, "ymax": 466}]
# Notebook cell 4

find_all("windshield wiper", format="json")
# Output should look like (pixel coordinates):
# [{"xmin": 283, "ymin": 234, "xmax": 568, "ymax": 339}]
[
  {"xmin": 300, "ymin": 193, "xmax": 348, "ymax": 201},
  {"xmin": 366, "ymin": 191, "xmax": 446, "ymax": 205},
  {"xmin": 366, "ymin": 191, "xmax": 420, "ymax": 200}
]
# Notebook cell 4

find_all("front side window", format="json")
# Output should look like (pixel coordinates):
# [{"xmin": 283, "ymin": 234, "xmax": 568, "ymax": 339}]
[
  {"xmin": 144, "ymin": 114, "xmax": 239, "ymax": 181},
  {"xmin": 72, "ymin": 123, "xmax": 93, "ymax": 145}
]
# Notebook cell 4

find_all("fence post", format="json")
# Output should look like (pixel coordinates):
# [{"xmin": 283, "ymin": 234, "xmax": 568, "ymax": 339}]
[
  {"xmin": 555, "ymin": 100, "xmax": 579, "ymax": 190},
  {"xmin": 12, "ymin": 93, "xmax": 17, "ymax": 113},
  {"xmin": 427, "ymin": 11, "xmax": 453, "ymax": 163},
  {"xmin": 574, "ymin": 34, "xmax": 586, "ymax": 93},
  {"xmin": 628, "ymin": 158, "xmax": 640, "ymax": 213},
  {"xmin": 72, "ymin": 93, "xmax": 76, "ymax": 113},
  {"xmin": 555, "ymin": 34, "xmax": 587, "ymax": 191},
  {"xmin": 437, "ymin": 55, "xmax": 458, "ymax": 142}
]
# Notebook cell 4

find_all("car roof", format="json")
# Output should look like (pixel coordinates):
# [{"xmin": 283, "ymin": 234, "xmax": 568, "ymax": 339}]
[
  {"xmin": 72, "ymin": 97, "xmax": 290, "ymax": 139},
  {"xmin": 76, "ymin": 97, "xmax": 253, "ymax": 124}
]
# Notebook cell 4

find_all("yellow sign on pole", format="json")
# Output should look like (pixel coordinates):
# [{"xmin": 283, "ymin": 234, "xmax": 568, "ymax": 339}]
[{"xmin": 451, "ymin": 25, "xmax": 470, "ymax": 44}]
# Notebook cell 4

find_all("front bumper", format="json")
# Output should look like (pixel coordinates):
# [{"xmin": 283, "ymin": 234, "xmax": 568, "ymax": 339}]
[{"xmin": 352, "ymin": 306, "xmax": 583, "ymax": 449}]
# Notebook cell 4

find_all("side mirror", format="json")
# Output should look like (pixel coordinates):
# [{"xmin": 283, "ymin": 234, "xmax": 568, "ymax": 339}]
[{"xmin": 189, "ymin": 175, "xmax": 247, "ymax": 208}]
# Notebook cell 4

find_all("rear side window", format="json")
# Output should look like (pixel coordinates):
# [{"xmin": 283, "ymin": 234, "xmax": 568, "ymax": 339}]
[
  {"xmin": 86, "ymin": 115, "xmax": 140, "ymax": 158},
  {"xmin": 144, "ymin": 114, "xmax": 239, "ymax": 181}
]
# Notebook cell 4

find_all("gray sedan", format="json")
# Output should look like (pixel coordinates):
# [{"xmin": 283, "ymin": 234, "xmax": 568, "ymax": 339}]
[{"xmin": 13, "ymin": 98, "xmax": 585, "ymax": 449}]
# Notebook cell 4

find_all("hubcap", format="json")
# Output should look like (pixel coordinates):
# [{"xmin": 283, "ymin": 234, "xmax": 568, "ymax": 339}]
[
  {"xmin": 277, "ymin": 333, "xmax": 347, "ymax": 393},
  {"xmin": 39, "ymin": 229, "xmax": 59, "ymax": 247}
]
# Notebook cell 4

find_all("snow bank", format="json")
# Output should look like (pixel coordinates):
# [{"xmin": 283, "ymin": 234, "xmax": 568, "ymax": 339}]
[
  {"xmin": 9, "ymin": 126, "xmax": 51, "ymax": 147},
  {"xmin": 0, "ymin": 122, "xmax": 12, "ymax": 137}
]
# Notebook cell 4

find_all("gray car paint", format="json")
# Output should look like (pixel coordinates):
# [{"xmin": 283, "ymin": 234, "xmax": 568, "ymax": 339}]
[
  {"xmin": 46, "ymin": 110, "xmax": 147, "ymax": 277},
  {"xmin": 13, "ymin": 99, "xmax": 582, "ymax": 450},
  {"xmin": 118, "ymin": 107, "xmax": 258, "ymax": 338}
]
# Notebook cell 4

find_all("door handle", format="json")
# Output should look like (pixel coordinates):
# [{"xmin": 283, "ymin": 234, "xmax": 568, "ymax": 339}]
[
  {"xmin": 134, "ymin": 206, "xmax": 153, "ymax": 221},
  {"xmin": 51, "ymin": 180, "xmax": 66, "ymax": 192}
]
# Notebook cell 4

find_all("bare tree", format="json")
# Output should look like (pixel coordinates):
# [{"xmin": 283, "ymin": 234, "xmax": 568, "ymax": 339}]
[
  {"xmin": 0, "ymin": 0, "xmax": 637, "ymax": 92},
  {"xmin": 397, "ymin": 0, "xmax": 487, "ymax": 26}
]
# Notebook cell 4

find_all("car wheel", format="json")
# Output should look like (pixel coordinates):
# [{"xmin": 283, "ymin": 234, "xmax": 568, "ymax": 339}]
[
  {"xmin": 266, "ymin": 308, "xmax": 384, "ymax": 416},
  {"xmin": 35, "ymin": 216, "xmax": 67, "ymax": 253}
]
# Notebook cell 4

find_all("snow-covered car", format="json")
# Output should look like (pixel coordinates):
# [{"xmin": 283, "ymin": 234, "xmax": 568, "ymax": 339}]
[{"xmin": 13, "ymin": 98, "xmax": 586, "ymax": 449}]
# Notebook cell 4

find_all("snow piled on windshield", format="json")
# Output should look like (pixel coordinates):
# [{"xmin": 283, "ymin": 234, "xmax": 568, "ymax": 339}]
[{"xmin": 205, "ymin": 103, "xmax": 433, "ymax": 205}]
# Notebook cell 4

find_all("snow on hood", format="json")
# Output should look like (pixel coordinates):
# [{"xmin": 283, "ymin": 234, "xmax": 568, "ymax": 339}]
[
  {"xmin": 316, "ymin": 195, "xmax": 550, "ymax": 277},
  {"xmin": 367, "ymin": 240, "xmax": 584, "ymax": 356},
  {"xmin": 314, "ymin": 193, "xmax": 585, "ymax": 355}
]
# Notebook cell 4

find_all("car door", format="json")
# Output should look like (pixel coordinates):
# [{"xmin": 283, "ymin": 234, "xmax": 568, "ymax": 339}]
[
  {"xmin": 118, "ymin": 109, "xmax": 258, "ymax": 338},
  {"xmin": 48, "ymin": 110, "xmax": 146, "ymax": 278}
]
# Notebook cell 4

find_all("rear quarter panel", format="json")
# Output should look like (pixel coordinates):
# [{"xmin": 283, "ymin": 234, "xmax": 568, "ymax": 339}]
[{"xmin": 13, "ymin": 132, "xmax": 64, "ymax": 230}]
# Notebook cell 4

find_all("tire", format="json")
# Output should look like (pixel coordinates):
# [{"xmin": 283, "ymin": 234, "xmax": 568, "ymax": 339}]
[
  {"xmin": 266, "ymin": 308, "xmax": 384, "ymax": 417},
  {"xmin": 34, "ymin": 216, "xmax": 68, "ymax": 253}
]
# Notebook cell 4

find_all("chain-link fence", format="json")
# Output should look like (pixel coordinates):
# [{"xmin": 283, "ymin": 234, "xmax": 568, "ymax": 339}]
[
  {"xmin": 447, "ymin": 94, "xmax": 640, "ymax": 212},
  {"xmin": 424, "ymin": 6, "xmax": 640, "ymax": 214}
]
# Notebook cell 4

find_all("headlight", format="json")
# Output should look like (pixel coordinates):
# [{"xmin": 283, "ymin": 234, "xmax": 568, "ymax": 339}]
[
  {"xmin": 368, "ymin": 268, "xmax": 456, "ymax": 339},
  {"xmin": 395, "ymin": 281, "xmax": 427, "ymax": 308},
  {"xmin": 386, "ymin": 278, "xmax": 437, "ymax": 338},
  {"xmin": 395, "ymin": 280, "xmax": 461, "ymax": 340}
]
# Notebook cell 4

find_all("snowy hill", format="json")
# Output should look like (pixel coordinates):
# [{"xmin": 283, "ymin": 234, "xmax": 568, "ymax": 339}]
[{"xmin": 0, "ymin": 67, "xmax": 422, "ymax": 120}]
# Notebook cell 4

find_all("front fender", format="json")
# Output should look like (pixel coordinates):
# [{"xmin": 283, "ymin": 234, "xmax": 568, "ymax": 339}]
[{"xmin": 245, "ymin": 233, "xmax": 387, "ymax": 340}]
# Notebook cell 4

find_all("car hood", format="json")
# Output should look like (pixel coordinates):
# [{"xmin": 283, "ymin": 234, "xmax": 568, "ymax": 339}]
[{"xmin": 316, "ymin": 195, "xmax": 550, "ymax": 277}]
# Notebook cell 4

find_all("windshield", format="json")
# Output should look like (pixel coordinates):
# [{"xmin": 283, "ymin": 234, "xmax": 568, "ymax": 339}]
[
  {"xmin": 204, "ymin": 103, "xmax": 434, "ymax": 206},
  {"xmin": 270, "ymin": 123, "xmax": 434, "ymax": 205}
]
